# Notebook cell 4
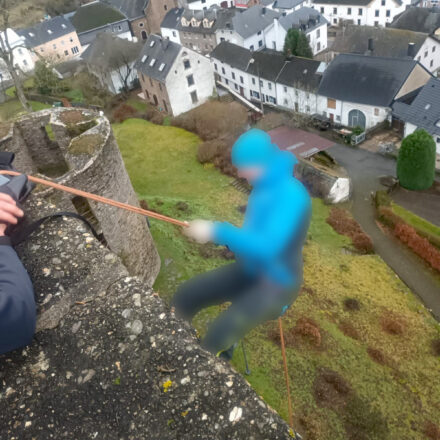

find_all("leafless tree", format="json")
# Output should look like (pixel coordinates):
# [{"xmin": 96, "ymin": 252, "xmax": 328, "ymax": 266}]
[{"xmin": 0, "ymin": 0, "xmax": 31, "ymax": 111}]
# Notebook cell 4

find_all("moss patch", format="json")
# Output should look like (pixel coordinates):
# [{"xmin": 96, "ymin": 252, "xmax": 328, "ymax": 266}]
[{"xmin": 69, "ymin": 134, "xmax": 103, "ymax": 156}]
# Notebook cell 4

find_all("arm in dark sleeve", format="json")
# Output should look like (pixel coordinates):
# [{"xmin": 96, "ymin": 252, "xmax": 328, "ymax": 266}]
[{"xmin": 0, "ymin": 239, "xmax": 36, "ymax": 355}]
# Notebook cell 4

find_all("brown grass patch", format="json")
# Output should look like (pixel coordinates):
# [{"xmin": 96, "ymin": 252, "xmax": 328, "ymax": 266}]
[
  {"xmin": 339, "ymin": 320, "xmax": 361, "ymax": 340},
  {"xmin": 424, "ymin": 421, "xmax": 440, "ymax": 440},
  {"xmin": 314, "ymin": 367, "xmax": 352, "ymax": 409},
  {"xmin": 344, "ymin": 298, "xmax": 361, "ymax": 311},
  {"xmin": 269, "ymin": 317, "xmax": 323, "ymax": 349},
  {"xmin": 367, "ymin": 347, "xmax": 387, "ymax": 365},
  {"xmin": 380, "ymin": 311, "xmax": 407, "ymax": 336},
  {"xmin": 431, "ymin": 339, "xmax": 440, "ymax": 356},
  {"xmin": 60, "ymin": 110, "xmax": 85, "ymax": 124},
  {"xmin": 327, "ymin": 207, "xmax": 374, "ymax": 254}
]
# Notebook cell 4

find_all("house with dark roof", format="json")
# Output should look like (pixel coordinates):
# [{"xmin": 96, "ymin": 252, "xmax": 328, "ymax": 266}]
[
  {"xmin": 18, "ymin": 16, "xmax": 83, "ymax": 62},
  {"xmin": 210, "ymin": 40, "xmax": 324, "ymax": 112},
  {"xmin": 136, "ymin": 34, "xmax": 215, "ymax": 115},
  {"xmin": 265, "ymin": 7, "xmax": 328, "ymax": 54},
  {"xmin": 184, "ymin": 0, "xmax": 235, "ymax": 9},
  {"xmin": 161, "ymin": 8, "xmax": 185, "ymax": 44},
  {"xmin": 82, "ymin": 32, "xmax": 143, "ymax": 93},
  {"xmin": 317, "ymin": 53, "xmax": 433, "ymax": 129},
  {"xmin": 215, "ymin": 5, "xmax": 280, "ymax": 50},
  {"xmin": 69, "ymin": 2, "xmax": 132, "ymax": 49},
  {"xmin": 312, "ymin": 0, "xmax": 406, "ymax": 27},
  {"xmin": 145, "ymin": 0, "xmax": 180, "ymax": 35},
  {"xmin": 393, "ymin": 77, "xmax": 440, "ymax": 153},
  {"xmin": 102, "ymin": 0, "xmax": 149, "ymax": 41},
  {"xmin": 330, "ymin": 25, "xmax": 440, "ymax": 73},
  {"xmin": 391, "ymin": 7, "xmax": 440, "ymax": 35}
]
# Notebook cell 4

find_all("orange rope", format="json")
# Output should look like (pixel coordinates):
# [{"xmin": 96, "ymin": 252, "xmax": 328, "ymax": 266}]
[
  {"xmin": 278, "ymin": 316, "xmax": 294, "ymax": 428},
  {"xmin": 0, "ymin": 170, "xmax": 188, "ymax": 228}
]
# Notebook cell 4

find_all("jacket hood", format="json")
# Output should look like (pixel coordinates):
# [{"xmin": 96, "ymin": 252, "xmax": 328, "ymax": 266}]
[{"xmin": 232, "ymin": 128, "xmax": 297, "ymax": 185}]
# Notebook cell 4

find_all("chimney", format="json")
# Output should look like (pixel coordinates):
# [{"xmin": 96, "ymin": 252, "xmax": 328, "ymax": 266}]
[
  {"xmin": 282, "ymin": 11, "xmax": 287, "ymax": 16},
  {"xmin": 367, "ymin": 37, "xmax": 374, "ymax": 52},
  {"xmin": 407, "ymin": 42, "xmax": 416, "ymax": 58}
]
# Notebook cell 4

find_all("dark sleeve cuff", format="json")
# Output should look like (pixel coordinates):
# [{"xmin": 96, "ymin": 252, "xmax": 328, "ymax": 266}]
[{"xmin": 0, "ymin": 235, "xmax": 12, "ymax": 246}]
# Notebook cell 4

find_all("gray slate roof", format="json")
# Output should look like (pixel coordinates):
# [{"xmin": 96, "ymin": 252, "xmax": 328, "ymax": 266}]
[
  {"xmin": 393, "ymin": 77, "xmax": 440, "ymax": 136},
  {"xmin": 82, "ymin": 32, "xmax": 143, "ymax": 69},
  {"xmin": 279, "ymin": 7, "xmax": 328, "ymax": 33},
  {"xmin": 273, "ymin": 0, "xmax": 306, "ymax": 9},
  {"xmin": 313, "ymin": 0, "xmax": 401, "ymax": 5},
  {"xmin": 177, "ymin": 7, "xmax": 236, "ymax": 34},
  {"xmin": 18, "ymin": 16, "xmax": 76, "ymax": 47},
  {"xmin": 70, "ymin": 2, "xmax": 126, "ymax": 33},
  {"xmin": 210, "ymin": 41, "xmax": 322, "ymax": 90},
  {"xmin": 331, "ymin": 25, "xmax": 429, "ymax": 58},
  {"xmin": 102, "ymin": 0, "xmax": 148, "ymax": 20},
  {"xmin": 231, "ymin": 5, "xmax": 280, "ymax": 38},
  {"xmin": 135, "ymin": 34, "xmax": 181, "ymax": 82},
  {"xmin": 391, "ymin": 7, "xmax": 440, "ymax": 34},
  {"xmin": 161, "ymin": 7, "xmax": 184, "ymax": 29},
  {"xmin": 318, "ymin": 53, "xmax": 419, "ymax": 106}
]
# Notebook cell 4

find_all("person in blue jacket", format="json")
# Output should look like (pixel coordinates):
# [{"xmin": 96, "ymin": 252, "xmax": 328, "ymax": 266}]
[
  {"xmin": 172, "ymin": 128, "xmax": 311, "ymax": 359},
  {"xmin": 0, "ymin": 192, "xmax": 35, "ymax": 355}
]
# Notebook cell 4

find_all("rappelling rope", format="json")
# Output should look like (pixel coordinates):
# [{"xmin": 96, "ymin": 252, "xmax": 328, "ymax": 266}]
[
  {"xmin": 0, "ymin": 170, "xmax": 188, "ymax": 228},
  {"xmin": 1, "ymin": 169, "xmax": 296, "ymax": 431},
  {"xmin": 279, "ymin": 316, "xmax": 294, "ymax": 429}
]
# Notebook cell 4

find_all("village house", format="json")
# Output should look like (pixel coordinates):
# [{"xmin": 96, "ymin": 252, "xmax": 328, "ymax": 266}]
[
  {"xmin": 312, "ymin": 0, "xmax": 406, "ymax": 27},
  {"xmin": 265, "ymin": 7, "xmax": 328, "ymax": 54},
  {"xmin": 81, "ymin": 32, "xmax": 143, "ymax": 94},
  {"xmin": 184, "ymin": 0, "xmax": 235, "ymax": 9},
  {"xmin": 330, "ymin": 25, "xmax": 440, "ymax": 74},
  {"xmin": 269, "ymin": 0, "xmax": 312, "ymax": 14},
  {"xmin": 136, "ymin": 34, "xmax": 215, "ymax": 116},
  {"xmin": 102, "ymin": 0, "xmax": 149, "ymax": 41},
  {"xmin": 216, "ymin": 5, "xmax": 280, "ymax": 50},
  {"xmin": 18, "ymin": 16, "xmax": 82, "ymax": 63},
  {"xmin": 210, "ymin": 41, "xmax": 323, "ymax": 112},
  {"xmin": 317, "ymin": 53, "xmax": 433, "ymax": 129},
  {"xmin": 0, "ymin": 29, "xmax": 35, "ymax": 81},
  {"xmin": 391, "ymin": 7, "xmax": 440, "ymax": 36},
  {"xmin": 69, "ymin": 2, "xmax": 132, "ymax": 50},
  {"xmin": 145, "ymin": 0, "xmax": 180, "ymax": 35},
  {"xmin": 161, "ymin": 8, "xmax": 185, "ymax": 44},
  {"xmin": 393, "ymin": 77, "xmax": 440, "ymax": 153}
]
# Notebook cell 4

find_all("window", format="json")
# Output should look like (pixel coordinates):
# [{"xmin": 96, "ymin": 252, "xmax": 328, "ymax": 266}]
[
  {"xmin": 430, "ymin": 59, "xmax": 433, "ymax": 67},
  {"xmin": 347, "ymin": 7, "xmax": 351, "ymax": 14},
  {"xmin": 284, "ymin": 98, "xmax": 288, "ymax": 105},
  {"xmin": 258, "ymin": 40, "xmax": 263, "ymax": 47},
  {"xmin": 214, "ymin": 63, "xmax": 218, "ymax": 71},
  {"xmin": 64, "ymin": 50, "xmax": 68, "ymax": 56},
  {"xmin": 145, "ymin": 90, "xmax": 150, "ymax": 99},
  {"xmin": 386, "ymin": 9, "xmax": 390, "ymax": 17},
  {"xmin": 149, "ymin": 58, "xmax": 156, "ymax": 67},
  {"xmin": 333, "ymin": 7, "xmax": 337, "ymax": 13},
  {"xmin": 327, "ymin": 98, "xmax": 336, "ymax": 109},
  {"xmin": 40, "ymin": 48, "xmax": 44, "ymax": 52},
  {"xmin": 417, "ymin": 56, "xmax": 421, "ymax": 61},
  {"xmin": 139, "ymin": 22, "xmax": 144, "ymax": 27},
  {"xmin": 187, "ymin": 74, "xmax": 194, "ymax": 86},
  {"xmin": 283, "ymin": 86, "xmax": 287, "ymax": 92},
  {"xmin": 336, "ymin": 115, "xmax": 341, "ymax": 121},
  {"xmin": 159, "ymin": 83, "xmax": 162, "ymax": 91},
  {"xmin": 70, "ymin": 37, "xmax": 74, "ymax": 43},
  {"xmin": 317, "ymin": 29, "xmax": 320, "ymax": 37},
  {"xmin": 358, "ymin": 8, "xmax": 363, "ymax": 15},
  {"xmin": 250, "ymin": 45, "xmax": 254, "ymax": 51},
  {"xmin": 234, "ymin": 83, "xmax": 238, "ymax": 90},
  {"xmin": 172, "ymin": 31, "xmax": 176, "ymax": 37},
  {"xmin": 425, "ymin": 51, "xmax": 428, "ymax": 58},
  {"xmin": 259, "ymin": 79, "xmax": 263, "ymax": 87},
  {"xmin": 268, "ymin": 82, "xmax": 272, "ymax": 90},
  {"xmin": 333, "ymin": 18, "xmax": 337, "ymax": 24},
  {"xmin": 240, "ymin": 76, "xmax": 244, "ymax": 84},
  {"xmin": 184, "ymin": 59, "xmax": 191, "ymax": 69},
  {"xmin": 306, "ymin": 105, "xmax": 310, "ymax": 112},
  {"xmin": 374, "ymin": 21, "xmax": 379, "ymax": 26},
  {"xmin": 221, "ymin": 67, "xmax": 225, "ymax": 74},
  {"xmin": 252, "ymin": 77, "xmax": 256, "ymax": 85},
  {"xmin": 141, "ymin": 55, "xmax": 148, "ymax": 63},
  {"xmin": 159, "ymin": 63, "xmax": 166, "ymax": 72},
  {"xmin": 18, "ymin": 48, "xmax": 23, "ymax": 54},
  {"xmin": 375, "ymin": 10, "xmax": 379, "ymax": 16},
  {"xmin": 164, "ymin": 4, "xmax": 168, "ymax": 10},
  {"xmin": 357, "ymin": 19, "xmax": 361, "ymax": 24},
  {"xmin": 23, "ymin": 59, "xmax": 28, "ymax": 66},
  {"xmin": 320, "ymin": 7, "xmax": 324, "ymax": 12},
  {"xmin": 232, "ymin": 72, "xmax": 235, "ymax": 80},
  {"xmin": 149, "ymin": 78, "xmax": 153, "ymax": 86},
  {"xmin": 251, "ymin": 90, "xmax": 260, "ymax": 99},
  {"xmin": 257, "ymin": 30, "xmax": 262, "ymax": 35},
  {"xmin": 190, "ymin": 91, "xmax": 198, "ymax": 103},
  {"xmin": 432, "ymin": 46, "xmax": 436, "ymax": 52},
  {"xmin": 163, "ymin": 100, "xmax": 168, "ymax": 112},
  {"xmin": 53, "ymin": 43, "xmax": 57, "ymax": 49},
  {"xmin": 317, "ymin": 41, "xmax": 321, "ymax": 51},
  {"xmin": 71, "ymin": 46, "xmax": 79, "ymax": 54},
  {"xmin": 225, "ymin": 78, "xmax": 228, "ymax": 85},
  {"xmin": 374, "ymin": 108, "xmax": 379, "ymax": 116}
]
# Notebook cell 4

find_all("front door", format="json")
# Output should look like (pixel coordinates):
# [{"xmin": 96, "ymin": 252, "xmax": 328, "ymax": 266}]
[
  {"xmin": 239, "ymin": 86, "xmax": 244, "ymax": 97},
  {"xmin": 348, "ymin": 109, "xmax": 366, "ymax": 129},
  {"xmin": 153, "ymin": 95, "xmax": 158, "ymax": 106}
]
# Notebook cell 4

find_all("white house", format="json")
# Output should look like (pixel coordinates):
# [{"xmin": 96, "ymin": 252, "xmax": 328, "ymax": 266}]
[
  {"xmin": 81, "ymin": 32, "xmax": 142, "ymax": 94},
  {"xmin": 210, "ymin": 41, "xmax": 323, "ymax": 112},
  {"xmin": 269, "ymin": 0, "xmax": 312, "ymax": 14},
  {"xmin": 160, "ymin": 7, "xmax": 184, "ymax": 44},
  {"xmin": 215, "ymin": 5, "xmax": 280, "ymax": 50},
  {"xmin": 0, "ymin": 29, "xmax": 35, "ymax": 78},
  {"xmin": 317, "ymin": 53, "xmax": 433, "ymax": 129},
  {"xmin": 136, "ymin": 34, "xmax": 214, "ymax": 116},
  {"xmin": 330, "ymin": 25, "xmax": 440, "ymax": 74},
  {"xmin": 312, "ymin": 0, "xmax": 406, "ymax": 27},
  {"xmin": 393, "ymin": 77, "xmax": 440, "ymax": 154},
  {"xmin": 265, "ymin": 7, "xmax": 328, "ymax": 54}
]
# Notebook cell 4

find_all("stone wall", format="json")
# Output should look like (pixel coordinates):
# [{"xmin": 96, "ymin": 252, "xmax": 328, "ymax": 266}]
[
  {"xmin": 0, "ymin": 108, "xmax": 160, "ymax": 285},
  {"xmin": 0, "ymin": 195, "xmax": 295, "ymax": 440}
]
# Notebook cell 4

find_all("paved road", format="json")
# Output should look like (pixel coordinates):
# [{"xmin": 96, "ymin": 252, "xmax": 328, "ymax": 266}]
[{"xmin": 328, "ymin": 144, "xmax": 440, "ymax": 320}]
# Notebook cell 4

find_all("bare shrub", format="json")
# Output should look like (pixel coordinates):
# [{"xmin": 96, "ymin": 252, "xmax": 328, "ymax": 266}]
[
  {"xmin": 112, "ymin": 104, "xmax": 137, "ymax": 123},
  {"xmin": 343, "ymin": 298, "xmax": 361, "ymax": 311},
  {"xmin": 424, "ymin": 421, "xmax": 440, "ymax": 440}
]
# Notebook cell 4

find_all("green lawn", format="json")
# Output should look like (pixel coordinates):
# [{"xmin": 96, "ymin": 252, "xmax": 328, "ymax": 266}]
[
  {"xmin": 114, "ymin": 118, "xmax": 440, "ymax": 440},
  {"xmin": 0, "ymin": 99, "xmax": 51, "ymax": 122}
]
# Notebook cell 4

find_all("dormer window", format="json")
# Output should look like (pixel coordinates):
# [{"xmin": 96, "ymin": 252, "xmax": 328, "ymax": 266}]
[
  {"xmin": 29, "ymin": 32, "xmax": 35, "ymax": 37},
  {"xmin": 61, "ymin": 23, "xmax": 67, "ymax": 29},
  {"xmin": 159, "ymin": 63, "xmax": 166, "ymax": 71},
  {"xmin": 141, "ymin": 55, "xmax": 148, "ymax": 62},
  {"xmin": 48, "ymin": 29, "xmax": 53, "ymax": 34}
]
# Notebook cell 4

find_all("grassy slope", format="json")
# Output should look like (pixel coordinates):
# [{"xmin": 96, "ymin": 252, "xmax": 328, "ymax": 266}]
[
  {"xmin": 0, "ymin": 100, "xmax": 52, "ymax": 122},
  {"xmin": 113, "ymin": 118, "xmax": 440, "ymax": 440}
]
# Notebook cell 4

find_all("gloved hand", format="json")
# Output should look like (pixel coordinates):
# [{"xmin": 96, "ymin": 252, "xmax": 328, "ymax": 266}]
[{"xmin": 183, "ymin": 220, "xmax": 214, "ymax": 244}]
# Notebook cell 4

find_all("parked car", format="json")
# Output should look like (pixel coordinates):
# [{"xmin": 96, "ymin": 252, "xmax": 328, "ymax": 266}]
[{"xmin": 311, "ymin": 113, "xmax": 332, "ymax": 130}]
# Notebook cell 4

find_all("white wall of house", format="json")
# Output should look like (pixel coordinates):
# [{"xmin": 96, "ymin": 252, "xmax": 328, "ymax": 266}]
[
  {"xmin": 277, "ymin": 82, "xmax": 318, "ymax": 113},
  {"xmin": 214, "ymin": 58, "xmax": 252, "ymax": 99},
  {"xmin": 265, "ymin": 17, "xmax": 327, "ymax": 54},
  {"xmin": 216, "ymin": 25, "xmax": 274, "ymax": 50},
  {"xmin": 166, "ymin": 48, "xmax": 215, "ymax": 116},
  {"xmin": 216, "ymin": 28, "xmax": 243, "ymax": 46},
  {"xmin": 415, "ymin": 37, "xmax": 440, "ymax": 74},
  {"xmin": 161, "ymin": 26, "xmax": 181, "ymax": 44},
  {"xmin": 404, "ymin": 122, "xmax": 440, "ymax": 154},
  {"xmin": 317, "ymin": 95, "xmax": 389, "ymax": 129},
  {"xmin": 313, "ymin": 0, "xmax": 405, "ymax": 27},
  {"xmin": 0, "ymin": 29, "xmax": 35, "ymax": 74}
]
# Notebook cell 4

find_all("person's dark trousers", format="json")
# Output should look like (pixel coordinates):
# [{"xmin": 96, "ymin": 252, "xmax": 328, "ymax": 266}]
[
  {"xmin": 0, "ymin": 237, "xmax": 36, "ymax": 355},
  {"xmin": 172, "ymin": 262, "xmax": 300, "ymax": 359}
]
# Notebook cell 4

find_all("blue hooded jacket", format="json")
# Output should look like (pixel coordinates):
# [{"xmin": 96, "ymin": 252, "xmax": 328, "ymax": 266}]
[{"xmin": 213, "ymin": 129, "xmax": 311, "ymax": 287}]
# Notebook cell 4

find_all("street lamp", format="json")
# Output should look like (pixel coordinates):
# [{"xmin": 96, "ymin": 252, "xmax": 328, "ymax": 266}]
[{"xmin": 248, "ymin": 57, "xmax": 264, "ymax": 116}]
